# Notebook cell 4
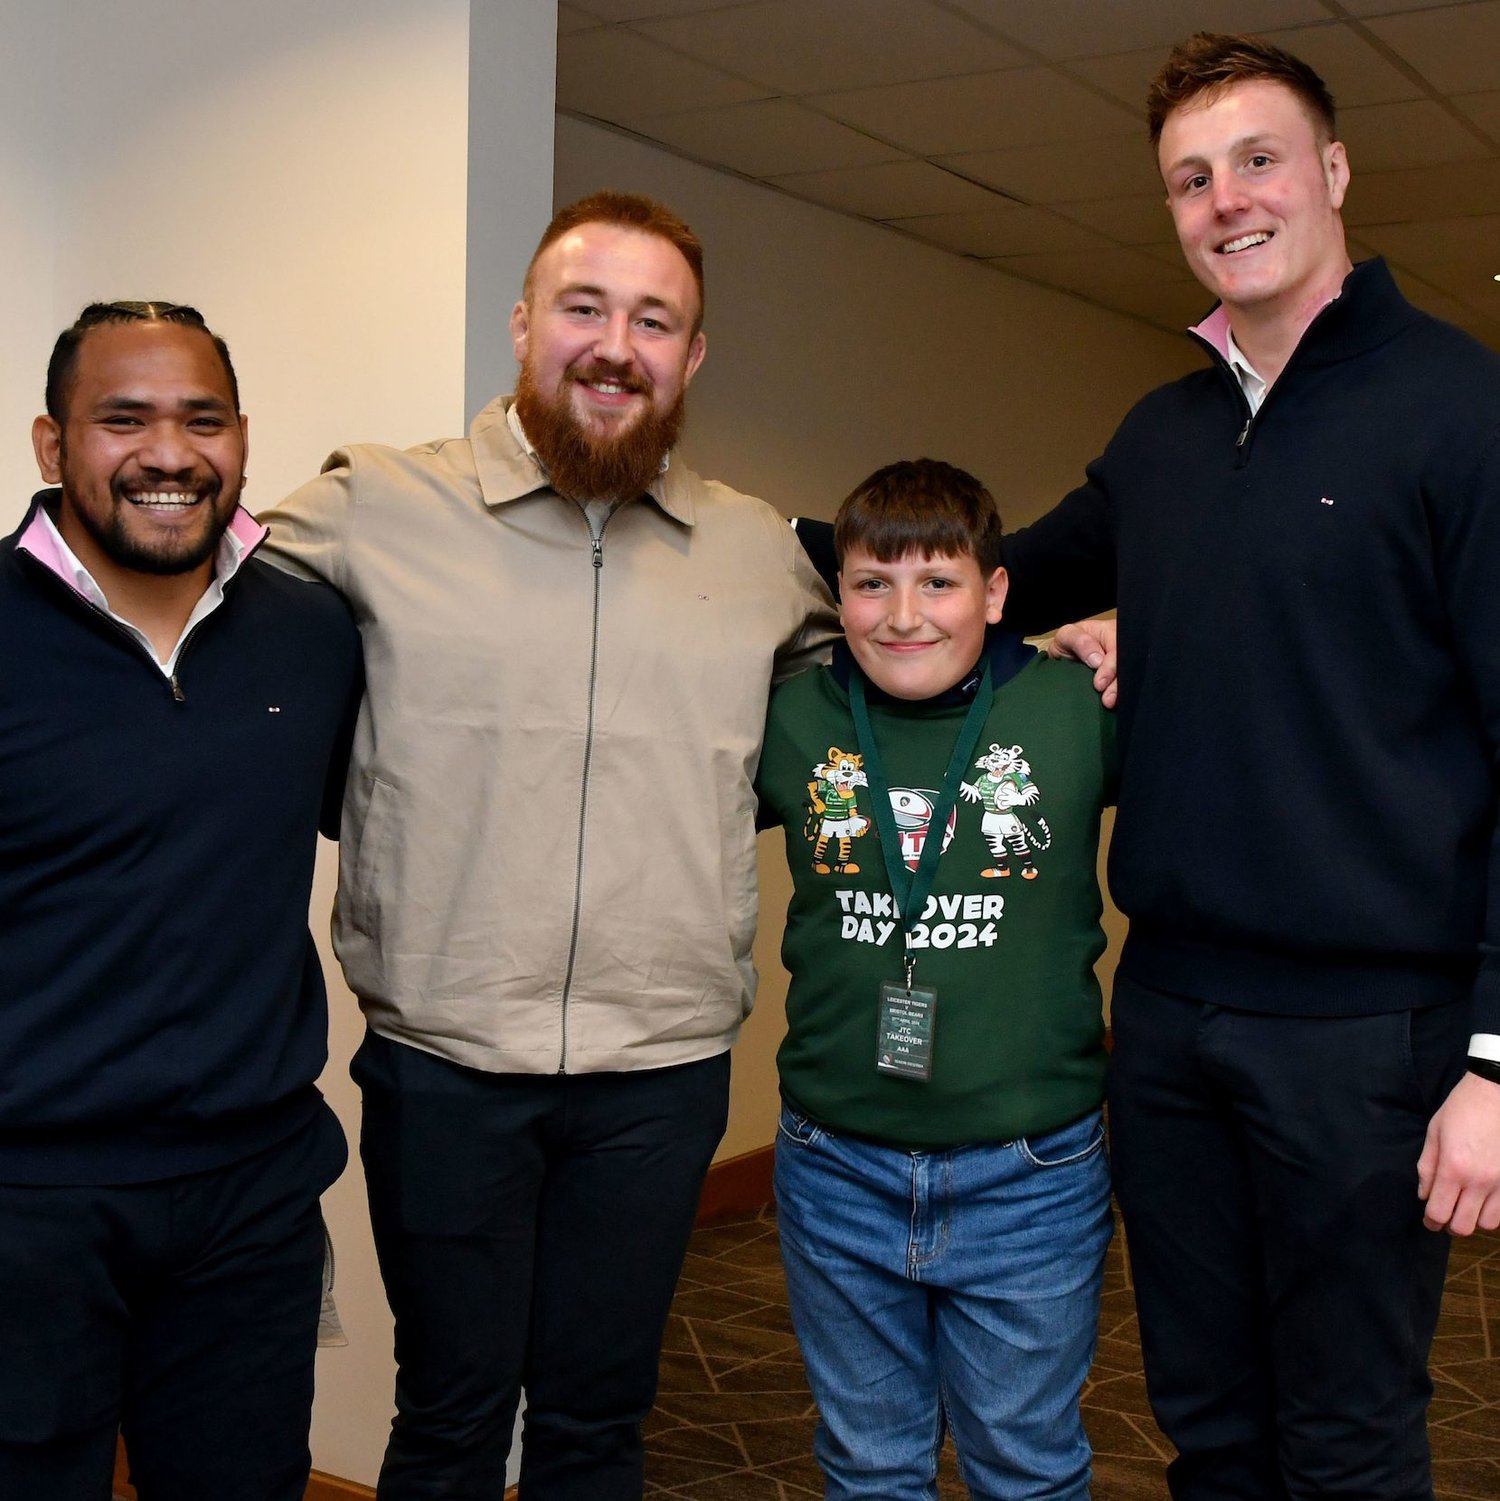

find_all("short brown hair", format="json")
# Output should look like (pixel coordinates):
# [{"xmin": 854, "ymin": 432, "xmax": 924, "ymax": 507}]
[
  {"xmin": 524, "ymin": 191, "xmax": 705, "ymax": 329},
  {"xmin": 835, "ymin": 459, "xmax": 1003, "ymax": 577},
  {"xmin": 1147, "ymin": 32, "xmax": 1337, "ymax": 146}
]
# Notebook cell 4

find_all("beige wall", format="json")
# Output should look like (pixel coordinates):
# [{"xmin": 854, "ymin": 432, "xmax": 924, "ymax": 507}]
[
  {"xmin": 0, "ymin": 5, "xmax": 60, "ymax": 507},
  {"xmin": 554, "ymin": 115, "xmax": 1196, "ymax": 1158}
]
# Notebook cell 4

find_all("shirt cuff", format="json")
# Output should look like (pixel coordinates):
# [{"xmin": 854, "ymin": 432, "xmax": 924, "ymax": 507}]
[{"xmin": 1468, "ymin": 1033, "xmax": 1500, "ymax": 1063}]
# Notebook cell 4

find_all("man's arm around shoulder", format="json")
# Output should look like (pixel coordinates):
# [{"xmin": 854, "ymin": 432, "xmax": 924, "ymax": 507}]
[{"xmin": 257, "ymin": 452, "xmax": 361, "ymax": 591}]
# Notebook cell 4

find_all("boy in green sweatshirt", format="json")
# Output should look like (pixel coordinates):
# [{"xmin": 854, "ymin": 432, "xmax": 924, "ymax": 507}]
[{"xmin": 758, "ymin": 459, "xmax": 1116, "ymax": 1501}]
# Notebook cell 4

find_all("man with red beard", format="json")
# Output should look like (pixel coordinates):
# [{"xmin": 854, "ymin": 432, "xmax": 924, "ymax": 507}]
[{"xmin": 259, "ymin": 192, "xmax": 835, "ymax": 1500}]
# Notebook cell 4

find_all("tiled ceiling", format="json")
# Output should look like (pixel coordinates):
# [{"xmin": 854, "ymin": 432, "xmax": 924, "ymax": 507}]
[{"xmin": 556, "ymin": 0, "xmax": 1500, "ymax": 349}]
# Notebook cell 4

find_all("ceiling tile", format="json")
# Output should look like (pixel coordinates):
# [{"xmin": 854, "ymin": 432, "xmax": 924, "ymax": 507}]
[
  {"xmin": 1452, "ymin": 89, "xmax": 1500, "ymax": 138},
  {"xmin": 811, "ymin": 66, "xmax": 1137, "ymax": 156},
  {"xmin": 1071, "ymin": 24, "xmax": 1443, "ymax": 120},
  {"xmin": 549, "ymin": 0, "xmax": 1494, "ymax": 354},
  {"xmin": 557, "ymin": 4, "xmax": 604, "ymax": 34},
  {"xmin": 1081, "ymin": 279, "xmax": 1215, "ymax": 331},
  {"xmin": 939, "ymin": 135, "xmax": 1162, "ymax": 203},
  {"xmin": 633, "ymin": 98, "xmax": 904, "ymax": 175},
  {"xmin": 557, "ymin": 28, "xmax": 769, "ymax": 119},
  {"xmin": 768, "ymin": 160, "xmax": 1003, "ymax": 219},
  {"xmin": 1067, "ymin": 47, "xmax": 1165, "ymax": 112},
  {"xmin": 1394, "ymin": 273, "xmax": 1488, "ymax": 325},
  {"xmin": 1337, "ymin": 99, "xmax": 1491, "ymax": 171},
  {"xmin": 1363, "ymin": 2, "xmax": 1500, "ymax": 96},
  {"xmin": 567, "ymin": 0, "xmax": 740, "ymax": 20},
  {"xmin": 1257, "ymin": 22, "xmax": 1426, "ymax": 107},
  {"xmin": 1391, "ymin": 257, "xmax": 1500, "ymax": 332},
  {"xmin": 1338, "ymin": 0, "xmax": 1489, "ymax": 13},
  {"xmin": 1354, "ymin": 212, "xmax": 1500, "ymax": 262},
  {"xmin": 982, "ymin": 245, "xmax": 1195, "ymax": 295},
  {"xmin": 635, "ymin": 0, "xmax": 1025, "ymax": 95},
  {"xmin": 1341, "ymin": 158, "xmax": 1500, "ymax": 227},
  {"xmin": 1454, "ymin": 285, "xmax": 1500, "ymax": 324},
  {"xmin": 892, "ymin": 204, "xmax": 1115, "ymax": 257},
  {"xmin": 942, "ymin": 0, "xmax": 1328, "ymax": 62},
  {"xmin": 1138, "ymin": 239, "xmax": 1199, "ymax": 273},
  {"xmin": 1052, "ymin": 192, "xmax": 1176, "ymax": 245}
]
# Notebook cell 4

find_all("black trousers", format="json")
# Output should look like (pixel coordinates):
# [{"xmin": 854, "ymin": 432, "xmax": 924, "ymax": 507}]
[
  {"xmin": 0, "ymin": 1107, "xmax": 346, "ymax": 1501},
  {"xmin": 1109, "ymin": 973, "xmax": 1465, "ymax": 1501},
  {"xmin": 353, "ymin": 1030, "xmax": 731, "ymax": 1501}
]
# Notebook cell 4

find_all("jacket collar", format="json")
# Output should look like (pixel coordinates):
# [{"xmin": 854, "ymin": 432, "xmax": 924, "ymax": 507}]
[
  {"xmin": 467, "ymin": 394, "xmax": 696, "ymax": 526},
  {"xmin": 1190, "ymin": 257, "xmax": 1418, "ymax": 375}
]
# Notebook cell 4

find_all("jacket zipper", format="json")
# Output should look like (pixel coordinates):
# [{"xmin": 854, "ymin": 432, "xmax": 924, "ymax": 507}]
[
  {"xmin": 18, "ymin": 520, "xmax": 264, "ymax": 702},
  {"xmin": 20, "ymin": 553, "xmax": 197, "ymax": 701},
  {"xmin": 1195, "ymin": 294, "xmax": 1342, "ymax": 470},
  {"xmin": 557, "ymin": 510, "xmax": 612, "ymax": 1072}
]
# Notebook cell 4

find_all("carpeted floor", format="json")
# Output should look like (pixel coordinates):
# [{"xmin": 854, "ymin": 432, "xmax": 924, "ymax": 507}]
[{"xmin": 646, "ymin": 1206, "xmax": 1500, "ymax": 1499}]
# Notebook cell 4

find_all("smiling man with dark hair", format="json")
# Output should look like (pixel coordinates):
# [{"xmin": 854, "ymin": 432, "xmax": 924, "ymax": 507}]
[{"xmin": 0, "ymin": 302, "xmax": 361, "ymax": 1501}]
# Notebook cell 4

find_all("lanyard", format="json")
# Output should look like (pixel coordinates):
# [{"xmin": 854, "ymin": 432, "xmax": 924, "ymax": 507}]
[{"xmin": 848, "ymin": 659, "xmax": 993, "ymax": 987}]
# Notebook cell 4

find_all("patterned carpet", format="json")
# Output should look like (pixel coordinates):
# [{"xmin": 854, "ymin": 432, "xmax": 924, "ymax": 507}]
[{"xmin": 647, "ymin": 1205, "xmax": 1500, "ymax": 1499}]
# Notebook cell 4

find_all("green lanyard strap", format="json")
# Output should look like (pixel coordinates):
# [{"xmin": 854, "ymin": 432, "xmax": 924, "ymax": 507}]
[{"xmin": 848, "ymin": 659, "xmax": 993, "ymax": 986}]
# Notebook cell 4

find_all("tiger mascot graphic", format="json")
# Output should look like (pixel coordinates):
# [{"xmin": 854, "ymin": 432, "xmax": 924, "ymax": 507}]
[
  {"xmin": 960, "ymin": 743, "xmax": 1052, "ymax": 879},
  {"xmin": 806, "ymin": 748, "xmax": 872, "ymax": 875}
]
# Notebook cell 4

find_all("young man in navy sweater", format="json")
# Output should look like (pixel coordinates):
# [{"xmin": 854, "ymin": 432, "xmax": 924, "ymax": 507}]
[
  {"xmin": 0, "ymin": 303, "xmax": 362, "ymax": 1500},
  {"xmin": 997, "ymin": 33, "xmax": 1500, "ymax": 1501}
]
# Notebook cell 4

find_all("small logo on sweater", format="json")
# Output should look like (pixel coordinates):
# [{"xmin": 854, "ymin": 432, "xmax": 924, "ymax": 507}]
[
  {"xmin": 889, "ymin": 787, "xmax": 957, "ymax": 871},
  {"xmin": 1320, "ymin": 496, "xmax": 1334, "ymax": 506}
]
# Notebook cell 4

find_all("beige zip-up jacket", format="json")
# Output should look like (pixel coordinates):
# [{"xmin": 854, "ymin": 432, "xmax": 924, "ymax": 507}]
[{"xmin": 259, "ymin": 397, "xmax": 836, "ymax": 1074}]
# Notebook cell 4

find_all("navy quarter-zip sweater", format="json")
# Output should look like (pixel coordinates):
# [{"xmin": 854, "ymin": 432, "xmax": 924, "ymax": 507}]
[
  {"xmin": 0, "ymin": 493, "xmax": 363, "ymax": 1184},
  {"xmin": 1002, "ymin": 260, "xmax": 1500, "ymax": 1030}
]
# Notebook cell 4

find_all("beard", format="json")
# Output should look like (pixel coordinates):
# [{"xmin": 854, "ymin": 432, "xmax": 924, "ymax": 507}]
[
  {"xmin": 61, "ymin": 447, "xmax": 237, "ymax": 578},
  {"xmin": 514, "ymin": 357, "xmax": 686, "ymax": 503}
]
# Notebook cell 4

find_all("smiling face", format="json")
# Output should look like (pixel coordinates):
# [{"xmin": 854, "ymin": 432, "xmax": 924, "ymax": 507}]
[
  {"xmin": 509, "ymin": 221, "xmax": 706, "ymax": 500},
  {"xmin": 31, "ymin": 320, "xmax": 247, "ymax": 587},
  {"xmin": 839, "ymin": 548, "xmax": 1007, "ymax": 702},
  {"xmin": 1159, "ymin": 78, "xmax": 1351, "ymax": 333}
]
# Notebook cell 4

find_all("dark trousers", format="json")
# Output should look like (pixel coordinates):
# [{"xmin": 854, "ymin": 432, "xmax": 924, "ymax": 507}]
[
  {"xmin": 1109, "ymin": 973, "xmax": 1465, "ymax": 1501},
  {"xmin": 353, "ymin": 1030, "xmax": 731, "ymax": 1501},
  {"xmin": 0, "ymin": 1108, "xmax": 345, "ymax": 1501}
]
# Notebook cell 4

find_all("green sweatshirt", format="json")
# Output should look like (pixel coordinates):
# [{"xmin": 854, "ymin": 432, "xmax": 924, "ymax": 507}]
[{"xmin": 758, "ymin": 641, "xmax": 1116, "ymax": 1148}]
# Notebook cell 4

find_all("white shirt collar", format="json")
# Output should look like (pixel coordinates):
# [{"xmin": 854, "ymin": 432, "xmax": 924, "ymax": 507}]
[
  {"xmin": 34, "ymin": 506, "xmax": 250, "ymax": 677},
  {"xmin": 1224, "ymin": 327, "xmax": 1269, "ymax": 415}
]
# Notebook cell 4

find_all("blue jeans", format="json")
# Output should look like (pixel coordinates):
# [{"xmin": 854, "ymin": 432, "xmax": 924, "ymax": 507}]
[{"xmin": 775, "ymin": 1103, "xmax": 1112, "ymax": 1501}]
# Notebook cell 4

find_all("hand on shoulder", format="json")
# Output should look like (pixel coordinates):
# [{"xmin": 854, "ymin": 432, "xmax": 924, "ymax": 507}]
[{"xmin": 1046, "ymin": 618, "xmax": 1117, "ymax": 709}]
